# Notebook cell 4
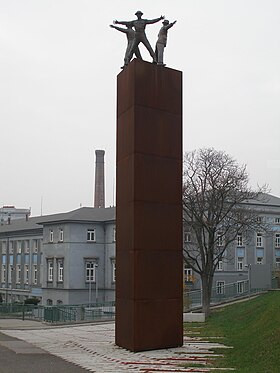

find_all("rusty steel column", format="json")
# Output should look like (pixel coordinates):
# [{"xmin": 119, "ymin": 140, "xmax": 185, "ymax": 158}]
[
  {"xmin": 94, "ymin": 149, "xmax": 105, "ymax": 208},
  {"xmin": 116, "ymin": 59, "xmax": 183, "ymax": 352}
]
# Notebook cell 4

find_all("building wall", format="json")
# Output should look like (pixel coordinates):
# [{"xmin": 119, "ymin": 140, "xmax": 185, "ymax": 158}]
[
  {"xmin": 184, "ymin": 203, "xmax": 280, "ymax": 294},
  {"xmin": 41, "ymin": 220, "xmax": 116, "ymax": 305},
  {"xmin": 0, "ymin": 232, "xmax": 43, "ymax": 303}
]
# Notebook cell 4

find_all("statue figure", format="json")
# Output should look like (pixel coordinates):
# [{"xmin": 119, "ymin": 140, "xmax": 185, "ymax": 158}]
[
  {"xmin": 113, "ymin": 11, "xmax": 164, "ymax": 67},
  {"xmin": 155, "ymin": 20, "xmax": 177, "ymax": 66},
  {"xmin": 110, "ymin": 24, "xmax": 142, "ymax": 69}
]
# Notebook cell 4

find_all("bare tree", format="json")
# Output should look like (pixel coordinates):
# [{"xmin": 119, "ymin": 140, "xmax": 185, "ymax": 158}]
[{"xmin": 183, "ymin": 148, "xmax": 268, "ymax": 317}]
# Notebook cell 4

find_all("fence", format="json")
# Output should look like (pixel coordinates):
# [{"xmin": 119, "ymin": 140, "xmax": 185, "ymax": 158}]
[
  {"xmin": 1, "ymin": 284, "xmax": 269, "ymax": 322},
  {"xmin": 184, "ymin": 280, "xmax": 267, "ymax": 312},
  {"xmin": 0, "ymin": 302, "xmax": 115, "ymax": 323}
]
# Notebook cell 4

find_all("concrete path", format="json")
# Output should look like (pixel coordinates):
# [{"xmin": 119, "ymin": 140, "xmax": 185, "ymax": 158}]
[
  {"xmin": 0, "ymin": 319, "xmax": 232, "ymax": 372},
  {"xmin": 0, "ymin": 318, "xmax": 54, "ymax": 329}
]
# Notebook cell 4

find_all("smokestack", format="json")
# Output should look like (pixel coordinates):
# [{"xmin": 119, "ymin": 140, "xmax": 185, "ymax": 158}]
[{"xmin": 94, "ymin": 150, "xmax": 105, "ymax": 208}]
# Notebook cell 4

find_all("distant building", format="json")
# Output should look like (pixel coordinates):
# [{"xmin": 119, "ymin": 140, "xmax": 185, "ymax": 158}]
[
  {"xmin": 184, "ymin": 194, "xmax": 280, "ymax": 295},
  {"xmin": 0, "ymin": 216, "xmax": 43, "ymax": 302},
  {"xmin": 0, "ymin": 207, "xmax": 115, "ymax": 305},
  {"xmin": 0, "ymin": 206, "xmax": 30, "ymax": 225},
  {"xmin": 38, "ymin": 207, "xmax": 115, "ymax": 305}
]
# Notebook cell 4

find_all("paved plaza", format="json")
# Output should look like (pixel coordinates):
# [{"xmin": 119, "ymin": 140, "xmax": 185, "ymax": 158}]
[{"xmin": 0, "ymin": 319, "xmax": 231, "ymax": 372}]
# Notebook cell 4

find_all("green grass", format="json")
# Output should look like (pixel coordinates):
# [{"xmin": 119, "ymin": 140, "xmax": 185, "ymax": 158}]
[{"xmin": 184, "ymin": 291, "xmax": 280, "ymax": 372}]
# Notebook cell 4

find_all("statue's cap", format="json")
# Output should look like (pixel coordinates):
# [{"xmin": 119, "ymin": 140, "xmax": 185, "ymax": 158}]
[
  {"xmin": 163, "ymin": 20, "xmax": 169, "ymax": 25},
  {"xmin": 135, "ymin": 10, "xmax": 143, "ymax": 16}
]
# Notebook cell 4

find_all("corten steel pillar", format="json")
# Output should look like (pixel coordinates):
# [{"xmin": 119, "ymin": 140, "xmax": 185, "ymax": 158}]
[
  {"xmin": 94, "ymin": 149, "xmax": 105, "ymax": 208},
  {"xmin": 116, "ymin": 59, "xmax": 183, "ymax": 352}
]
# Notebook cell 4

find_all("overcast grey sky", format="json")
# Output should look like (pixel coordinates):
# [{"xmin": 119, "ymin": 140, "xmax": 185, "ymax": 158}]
[{"xmin": 1, "ymin": 0, "xmax": 279, "ymax": 216}]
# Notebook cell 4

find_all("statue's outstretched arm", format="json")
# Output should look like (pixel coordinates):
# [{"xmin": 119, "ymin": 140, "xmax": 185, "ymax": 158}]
[
  {"xmin": 110, "ymin": 25, "xmax": 128, "ymax": 33},
  {"xmin": 166, "ymin": 20, "xmax": 177, "ymax": 30},
  {"xmin": 146, "ymin": 15, "xmax": 165, "ymax": 25},
  {"xmin": 114, "ymin": 20, "xmax": 133, "ymax": 27}
]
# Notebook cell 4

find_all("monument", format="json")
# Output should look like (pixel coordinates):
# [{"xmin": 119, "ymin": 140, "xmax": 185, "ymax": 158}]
[{"xmin": 114, "ymin": 12, "xmax": 183, "ymax": 352}]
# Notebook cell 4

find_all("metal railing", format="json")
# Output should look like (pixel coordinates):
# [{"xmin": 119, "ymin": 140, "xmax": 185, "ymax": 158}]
[
  {"xmin": 0, "ymin": 302, "xmax": 116, "ymax": 323},
  {"xmin": 183, "ymin": 280, "xmax": 267, "ymax": 312}
]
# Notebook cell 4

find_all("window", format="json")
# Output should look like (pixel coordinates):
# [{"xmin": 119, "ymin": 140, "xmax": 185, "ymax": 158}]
[
  {"xmin": 16, "ymin": 265, "xmax": 21, "ymax": 283},
  {"xmin": 57, "ymin": 260, "xmax": 64, "ymax": 282},
  {"xmin": 8, "ymin": 265, "xmax": 13, "ymax": 283},
  {"xmin": 17, "ymin": 241, "xmax": 22, "ymax": 254},
  {"xmin": 47, "ymin": 260, "xmax": 54, "ymax": 282},
  {"xmin": 85, "ymin": 260, "xmax": 97, "ymax": 283},
  {"xmin": 2, "ymin": 242, "xmax": 7, "ymax": 254},
  {"xmin": 216, "ymin": 232, "xmax": 224, "ymax": 246},
  {"xmin": 184, "ymin": 265, "xmax": 193, "ymax": 282},
  {"xmin": 237, "ymin": 260, "xmax": 244, "ymax": 271},
  {"xmin": 9, "ymin": 241, "xmax": 14, "ymax": 254},
  {"xmin": 217, "ymin": 233, "xmax": 223, "ymax": 247},
  {"xmin": 112, "ymin": 260, "xmax": 116, "ymax": 282},
  {"xmin": 25, "ymin": 240, "xmax": 30, "ymax": 253},
  {"xmin": 256, "ymin": 233, "xmax": 263, "ymax": 247},
  {"xmin": 256, "ymin": 216, "xmax": 263, "ymax": 223},
  {"xmin": 256, "ymin": 248, "xmax": 264, "ymax": 264},
  {"xmin": 237, "ymin": 234, "xmax": 243, "ymax": 247},
  {"xmin": 87, "ymin": 229, "xmax": 95, "ymax": 242},
  {"xmin": 275, "ymin": 217, "xmax": 280, "ymax": 224},
  {"xmin": 32, "ymin": 254, "xmax": 38, "ymax": 264},
  {"xmin": 33, "ymin": 265, "xmax": 37, "ymax": 284},
  {"xmin": 217, "ymin": 260, "xmax": 223, "ymax": 271},
  {"xmin": 216, "ymin": 281, "xmax": 225, "ymax": 295},
  {"xmin": 59, "ymin": 229, "xmax": 64, "ymax": 242},
  {"xmin": 1, "ymin": 265, "xmax": 6, "ymax": 283},
  {"xmin": 33, "ymin": 239, "xmax": 39, "ymax": 253},
  {"xmin": 237, "ymin": 247, "xmax": 245, "ymax": 271},
  {"xmin": 275, "ymin": 234, "xmax": 280, "ymax": 248},
  {"xmin": 275, "ymin": 249, "xmax": 280, "ymax": 268},
  {"xmin": 113, "ymin": 228, "xmax": 116, "ymax": 242},
  {"xmin": 49, "ymin": 230, "xmax": 53, "ymax": 243},
  {"xmin": 237, "ymin": 281, "xmax": 245, "ymax": 294},
  {"xmin": 184, "ymin": 232, "xmax": 191, "ymax": 243},
  {"xmin": 24, "ymin": 265, "xmax": 29, "ymax": 284}
]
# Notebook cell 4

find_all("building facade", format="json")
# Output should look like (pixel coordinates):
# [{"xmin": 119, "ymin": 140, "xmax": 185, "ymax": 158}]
[
  {"xmin": 0, "ymin": 207, "xmax": 116, "ymax": 305},
  {"xmin": 0, "ymin": 217, "xmax": 43, "ymax": 303},
  {"xmin": 183, "ymin": 194, "xmax": 280, "ymax": 295},
  {"xmin": 0, "ymin": 206, "xmax": 31, "ymax": 224},
  {"xmin": 38, "ymin": 207, "xmax": 116, "ymax": 305}
]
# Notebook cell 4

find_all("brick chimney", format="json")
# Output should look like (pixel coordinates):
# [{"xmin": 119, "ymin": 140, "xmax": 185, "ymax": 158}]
[{"xmin": 94, "ymin": 150, "xmax": 105, "ymax": 208}]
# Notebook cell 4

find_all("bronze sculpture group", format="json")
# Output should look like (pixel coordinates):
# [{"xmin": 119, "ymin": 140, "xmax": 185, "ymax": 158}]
[{"xmin": 110, "ymin": 11, "xmax": 176, "ymax": 69}]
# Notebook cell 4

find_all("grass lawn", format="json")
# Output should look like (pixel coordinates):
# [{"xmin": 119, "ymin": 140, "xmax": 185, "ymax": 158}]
[{"xmin": 184, "ymin": 291, "xmax": 280, "ymax": 373}]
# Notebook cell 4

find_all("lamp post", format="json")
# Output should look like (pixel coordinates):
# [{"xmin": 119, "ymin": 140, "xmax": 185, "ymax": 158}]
[
  {"xmin": 88, "ymin": 274, "xmax": 92, "ymax": 305},
  {"xmin": 95, "ymin": 263, "xmax": 98, "ymax": 303},
  {"xmin": 10, "ymin": 266, "xmax": 14, "ymax": 303},
  {"xmin": 88, "ymin": 262, "xmax": 98, "ymax": 305}
]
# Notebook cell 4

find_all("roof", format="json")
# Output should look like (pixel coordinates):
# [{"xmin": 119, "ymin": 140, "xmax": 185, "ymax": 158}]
[
  {"xmin": 36, "ymin": 207, "xmax": 116, "ymax": 225},
  {"xmin": 245, "ymin": 193, "xmax": 280, "ymax": 208},
  {"xmin": 0, "ymin": 207, "xmax": 116, "ymax": 235},
  {"xmin": 0, "ymin": 216, "xmax": 43, "ymax": 236}
]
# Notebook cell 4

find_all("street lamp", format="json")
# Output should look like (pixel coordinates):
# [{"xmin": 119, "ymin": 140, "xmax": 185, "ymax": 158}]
[
  {"xmin": 95, "ymin": 263, "xmax": 98, "ymax": 304},
  {"xmin": 10, "ymin": 266, "xmax": 14, "ymax": 303},
  {"xmin": 88, "ymin": 262, "xmax": 98, "ymax": 305}
]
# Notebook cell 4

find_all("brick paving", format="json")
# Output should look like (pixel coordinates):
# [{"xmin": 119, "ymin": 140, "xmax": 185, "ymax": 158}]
[{"xmin": 1, "ymin": 322, "xmax": 232, "ymax": 372}]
